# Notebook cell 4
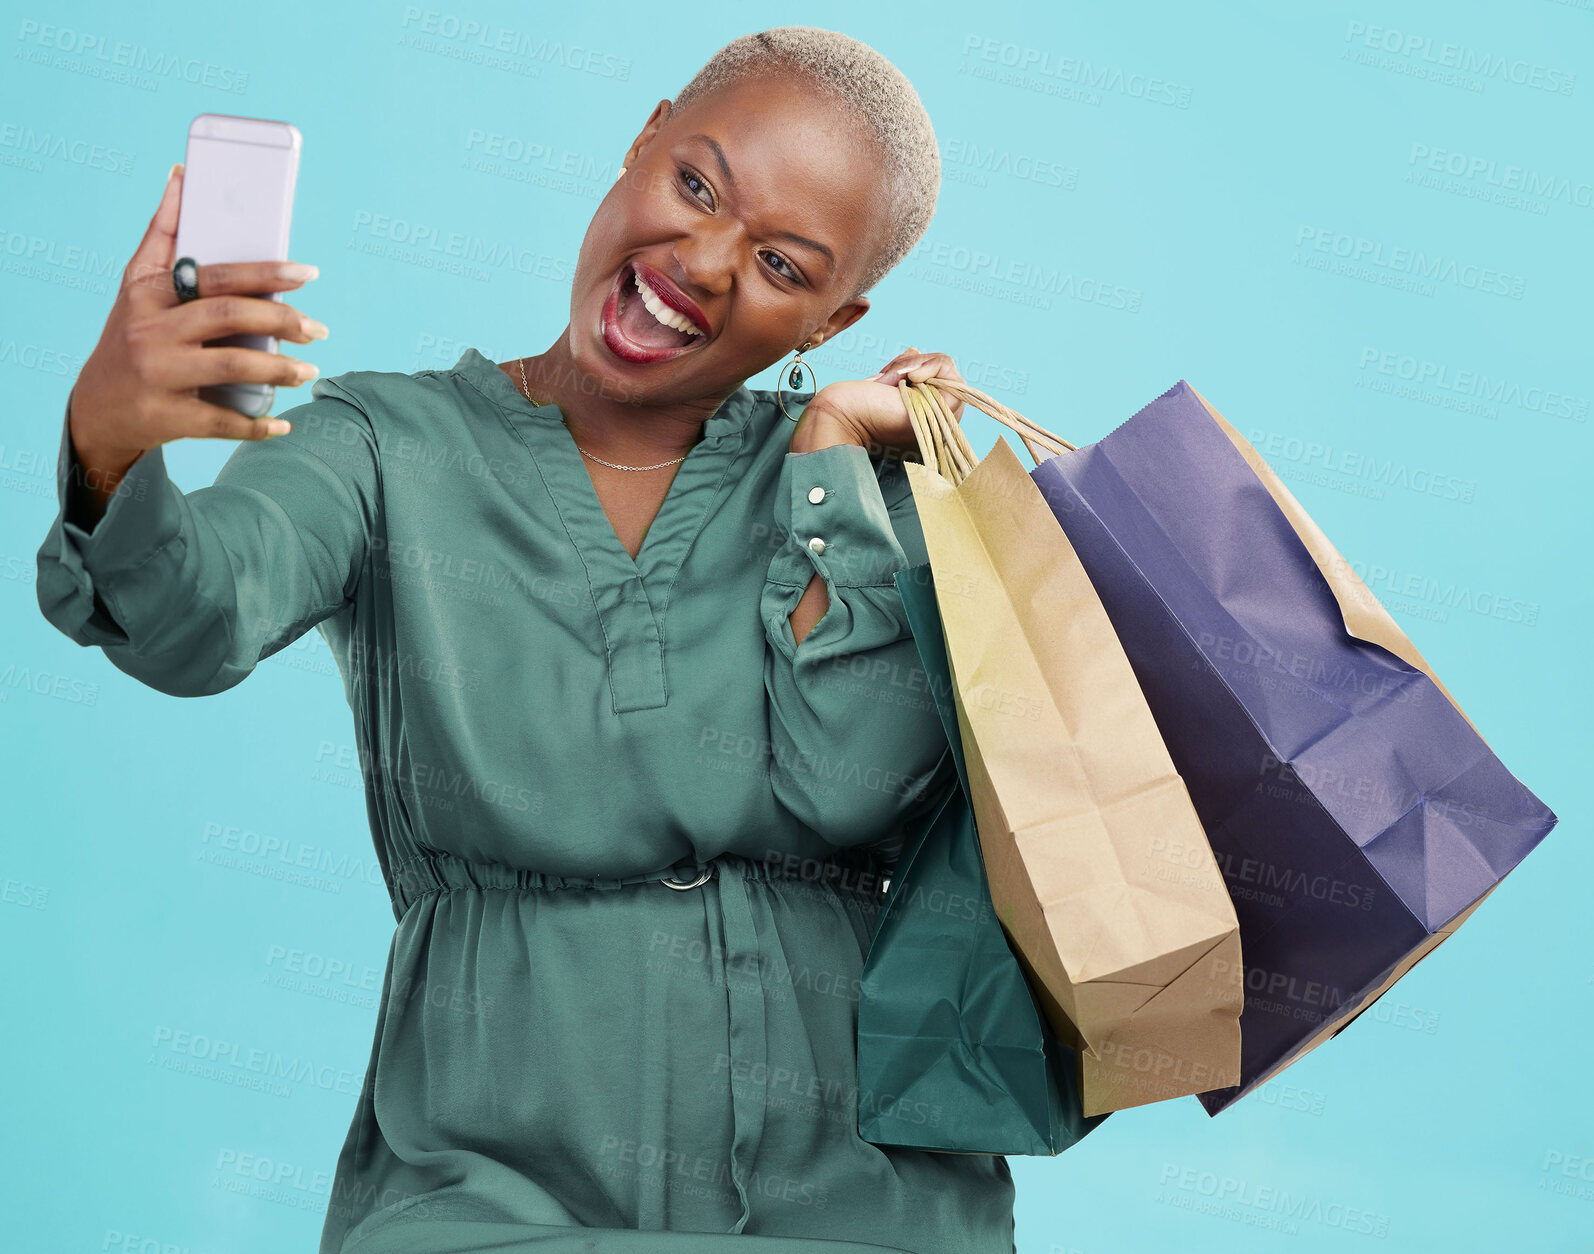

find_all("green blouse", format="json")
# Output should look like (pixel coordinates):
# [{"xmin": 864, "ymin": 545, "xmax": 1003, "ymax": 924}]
[{"xmin": 36, "ymin": 346, "xmax": 1015, "ymax": 1253}]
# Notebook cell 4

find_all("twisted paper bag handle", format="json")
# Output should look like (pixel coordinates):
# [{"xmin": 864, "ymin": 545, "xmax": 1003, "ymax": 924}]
[{"xmin": 893, "ymin": 377, "xmax": 1075, "ymax": 486}]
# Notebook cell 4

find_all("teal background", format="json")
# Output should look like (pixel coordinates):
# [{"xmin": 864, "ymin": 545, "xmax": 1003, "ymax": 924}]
[{"xmin": 2, "ymin": 1, "xmax": 1588, "ymax": 1250}]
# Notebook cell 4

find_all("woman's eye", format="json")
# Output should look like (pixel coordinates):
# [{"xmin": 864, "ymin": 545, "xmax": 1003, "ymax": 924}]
[
  {"xmin": 678, "ymin": 167, "xmax": 712, "ymax": 206},
  {"xmin": 761, "ymin": 251, "xmax": 802, "ymax": 284}
]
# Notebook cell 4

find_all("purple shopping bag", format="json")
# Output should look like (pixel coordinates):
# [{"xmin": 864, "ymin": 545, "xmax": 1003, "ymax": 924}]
[{"xmin": 1029, "ymin": 380, "xmax": 1558, "ymax": 1115}]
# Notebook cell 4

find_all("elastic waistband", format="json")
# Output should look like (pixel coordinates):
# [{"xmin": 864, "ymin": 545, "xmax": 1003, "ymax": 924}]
[{"xmin": 389, "ymin": 847, "xmax": 889, "ymax": 916}]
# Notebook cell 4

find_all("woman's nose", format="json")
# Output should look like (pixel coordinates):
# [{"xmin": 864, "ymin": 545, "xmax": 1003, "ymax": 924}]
[{"xmin": 672, "ymin": 230, "xmax": 736, "ymax": 298}]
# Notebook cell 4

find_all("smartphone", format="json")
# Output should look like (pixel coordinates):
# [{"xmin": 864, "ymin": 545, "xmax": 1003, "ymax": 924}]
[{"xmin": 173, "ymin": 113, "xmax": 301, "ymax": 418}]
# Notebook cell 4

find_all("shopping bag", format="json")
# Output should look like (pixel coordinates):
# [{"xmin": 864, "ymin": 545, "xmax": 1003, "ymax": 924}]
[
  {"xmin": 891, "ymin": 382, "xmax": 1244, "ymax": 1118},
  {"xmin": 856, "ymin": 561, "xmax": 1109, "ymax": 1155},
  {"xmin": 911, "ymin": 376, "xmax": 1558, "ymax": 1116}
]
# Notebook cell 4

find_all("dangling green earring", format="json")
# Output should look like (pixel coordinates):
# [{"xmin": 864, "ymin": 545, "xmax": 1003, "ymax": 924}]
[{"xmin": 777, "ymin": 340, "xmax": 819, "ymax": 422}]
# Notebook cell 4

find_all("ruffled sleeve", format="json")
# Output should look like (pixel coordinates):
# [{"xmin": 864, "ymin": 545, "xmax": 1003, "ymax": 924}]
[
  {"xmin": 758, "ymin": 421, "xmax": 951, "ymax": 849},
  {"xmin": 34, "ymin": 376, "xmax": 381, "ymax": 698}
]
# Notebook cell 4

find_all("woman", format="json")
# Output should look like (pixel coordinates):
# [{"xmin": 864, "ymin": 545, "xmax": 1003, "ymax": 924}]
[{"xmin": 39, "ymin": 26, "xmax": 1016, "ymax": 1254}]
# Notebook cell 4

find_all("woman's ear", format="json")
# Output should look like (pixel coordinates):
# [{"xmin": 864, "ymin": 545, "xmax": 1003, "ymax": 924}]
[
  {"xmin": 623, "ymin": 99, "xmax": 674, "ymax": 171},
  {"xmin": 814, "ymin": 295, "xmax": 871, "ymax": 348}
]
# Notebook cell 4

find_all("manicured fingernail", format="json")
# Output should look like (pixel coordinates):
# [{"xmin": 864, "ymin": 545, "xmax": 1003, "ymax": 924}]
[
  {"xmin": 265, "ymin": 419, "xmax": 291, "ymax": 437},
  {"xmin": 281, "ymin": 263, "xmax": 319, "ymax": 281}
]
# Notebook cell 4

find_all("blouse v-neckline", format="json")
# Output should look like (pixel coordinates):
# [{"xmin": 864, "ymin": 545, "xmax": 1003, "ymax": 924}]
[{"xmin": 455, "ymin": 346, "xmax": 762, "ymax": 713}]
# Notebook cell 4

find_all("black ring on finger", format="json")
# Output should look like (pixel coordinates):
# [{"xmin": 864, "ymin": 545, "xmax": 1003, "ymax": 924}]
[{"xmin": 172, "ymin": 256, "xmax": 199, "ymax": 303}]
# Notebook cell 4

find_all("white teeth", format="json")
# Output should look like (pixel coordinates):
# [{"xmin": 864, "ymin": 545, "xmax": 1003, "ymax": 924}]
[{"xmin": 631, "ymin": 270, "xmax": 704, "ymax": 337}]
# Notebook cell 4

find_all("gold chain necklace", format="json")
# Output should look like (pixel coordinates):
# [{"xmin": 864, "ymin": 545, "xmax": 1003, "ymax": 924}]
[{"xmin": 515, "ymin": 356, "xmax": 688, "ymax": 472}]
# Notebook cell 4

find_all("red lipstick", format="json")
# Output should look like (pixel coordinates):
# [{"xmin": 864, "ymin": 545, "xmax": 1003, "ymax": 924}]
[{"xmin": 599, "ymin": 260, "xmax": 712, "ymax": 365}]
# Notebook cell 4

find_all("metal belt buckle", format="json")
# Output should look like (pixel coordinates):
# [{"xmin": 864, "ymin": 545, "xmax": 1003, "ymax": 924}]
[{"xmin": 658, "ymin": 863, "xmax": 714, "ymax": 890}]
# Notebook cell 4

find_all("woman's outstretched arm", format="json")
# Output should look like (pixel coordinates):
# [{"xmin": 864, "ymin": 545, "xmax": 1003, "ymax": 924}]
[{"xmin": 36, "ymin": 376, "xmax": 381, "ymax": 698}]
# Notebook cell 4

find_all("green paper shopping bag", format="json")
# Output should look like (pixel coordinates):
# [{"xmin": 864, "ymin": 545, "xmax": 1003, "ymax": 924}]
[{"xmin": 856, "ymin": 561, "xmax": 1109, "ymax": 1155}]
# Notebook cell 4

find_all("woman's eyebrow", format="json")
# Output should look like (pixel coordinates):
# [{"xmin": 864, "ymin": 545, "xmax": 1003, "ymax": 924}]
[
  {"xmin": 685, "ymin": 132, "xmax": 836, "ymax": 275},
  {"xmin": 773, "ymin": 228, "xmax": 836, "ymax": 274},
  {"xmin": 687, "ymin": 133, "xmax": 737, "ymax": 190}
]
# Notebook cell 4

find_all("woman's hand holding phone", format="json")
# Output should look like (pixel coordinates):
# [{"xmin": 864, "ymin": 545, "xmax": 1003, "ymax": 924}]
[{"xmin": 68, "ymin": 162, "xmax": 328, "ymax": 520}]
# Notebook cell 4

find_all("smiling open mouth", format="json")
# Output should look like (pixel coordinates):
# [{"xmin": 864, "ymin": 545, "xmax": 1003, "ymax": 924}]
[{"xmin": 601, "ymin": 262, "xmax": 710, "ymax": 364}]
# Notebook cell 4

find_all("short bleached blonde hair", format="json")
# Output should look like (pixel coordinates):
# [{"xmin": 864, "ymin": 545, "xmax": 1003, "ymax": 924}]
[{"xmin": 671, "ymin": 26, "xmax": 940, "ymax": 302}]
